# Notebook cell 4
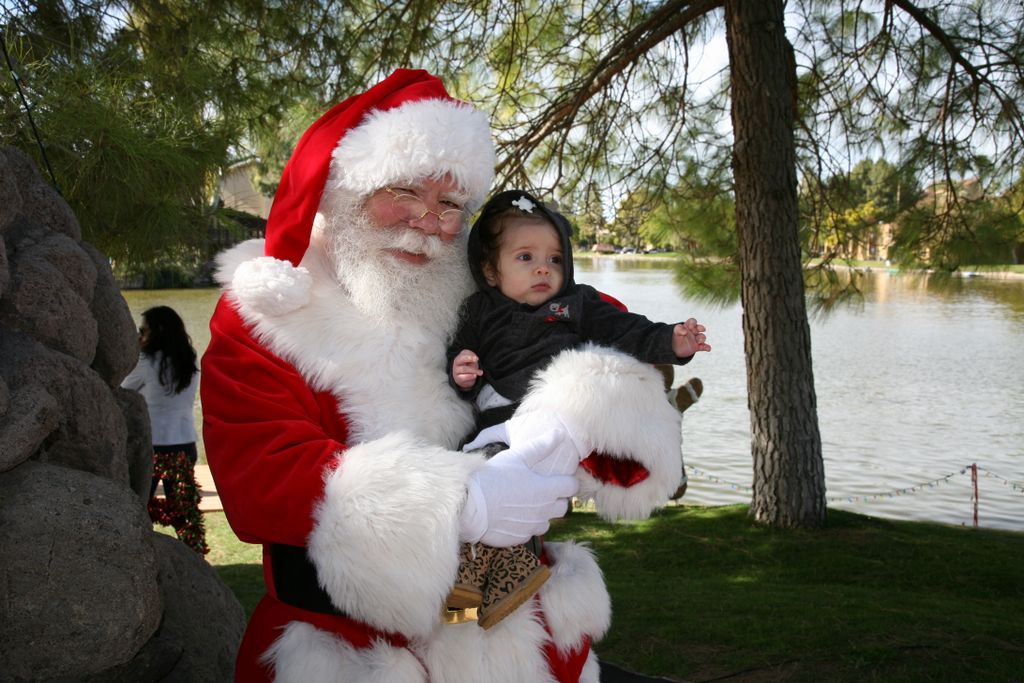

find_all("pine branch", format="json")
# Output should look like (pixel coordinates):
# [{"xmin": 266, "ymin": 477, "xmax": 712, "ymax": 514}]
[{"xmin": 495, "ymin": 0, "xmax": 724, "ymax": 179}]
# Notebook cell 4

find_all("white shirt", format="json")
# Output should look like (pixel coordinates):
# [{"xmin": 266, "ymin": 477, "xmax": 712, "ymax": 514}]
[{"xmin": 121, "ymin": 352, "xmax": 199, "ymax": 446}]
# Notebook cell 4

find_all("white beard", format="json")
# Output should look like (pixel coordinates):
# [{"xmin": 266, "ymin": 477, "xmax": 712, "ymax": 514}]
[{"xmin": 320, "ymin": 195, "xmax": 474, "ymax": 340}]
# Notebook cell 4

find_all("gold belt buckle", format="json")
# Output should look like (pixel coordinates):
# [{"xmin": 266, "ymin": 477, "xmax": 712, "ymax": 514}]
[{"xmin": 442, "ymin": 606, "xmax": 479, "ymax": 625}]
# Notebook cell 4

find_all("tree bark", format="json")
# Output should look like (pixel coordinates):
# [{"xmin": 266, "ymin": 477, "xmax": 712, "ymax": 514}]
[{"xmin": 724, "ymin": 0, "xmax": 826, "ymax": 527}]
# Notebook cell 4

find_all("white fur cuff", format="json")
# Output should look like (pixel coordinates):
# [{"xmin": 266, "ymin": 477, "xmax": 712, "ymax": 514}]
[
  {"xmin": 517, "ymin": 345, "xmax": 683, "ymax": 522},
  {"xmin": 539, "ymin": 541, "xmax": 611, "ymax": 654},
  {"xmin": 308, "ymin": 432, "xmax": 484, "ymax": 638}
]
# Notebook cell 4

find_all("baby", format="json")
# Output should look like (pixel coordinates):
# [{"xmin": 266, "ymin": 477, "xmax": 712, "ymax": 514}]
[{"xmin": 445, "ymin": 190, "xmax": 710, "ymax": 628}]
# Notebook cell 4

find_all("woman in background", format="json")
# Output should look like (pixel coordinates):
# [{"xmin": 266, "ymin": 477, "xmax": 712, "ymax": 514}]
[{"xmin": 122, "ymin": 305, "xmax": 207, "ymax": 554}]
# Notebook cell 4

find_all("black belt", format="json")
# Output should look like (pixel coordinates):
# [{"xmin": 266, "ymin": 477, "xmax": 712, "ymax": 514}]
[{"xmin": 269, "ymin": 543, "xmax": 346, "ymax": 616}]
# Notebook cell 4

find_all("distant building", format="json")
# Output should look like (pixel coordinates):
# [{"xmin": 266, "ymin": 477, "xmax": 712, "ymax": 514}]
[
  {"xmin": 201, "ymin": 160, "xmax": 272, "ymax": 281},
  {"xmin": 218, "ymin": 159, "xmax": 272, "ymax": 218},
  {"xmin": 847, "ymin": 222, "xmax": 895, "ymax": 262}
]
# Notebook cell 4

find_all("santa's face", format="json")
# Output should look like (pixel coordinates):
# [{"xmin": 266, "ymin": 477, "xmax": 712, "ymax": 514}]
[
  {"xmin": 363, "ymin": 176, "xmax": 469, "ymax": 265},
  {"xmin": 318, "ymin": 180, "xmax": 474, "ymax": 333}
]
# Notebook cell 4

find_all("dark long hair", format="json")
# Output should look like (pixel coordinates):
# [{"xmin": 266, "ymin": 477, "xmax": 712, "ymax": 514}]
[{"xmin": 140, "ymin": 306, "xmax": 198, "ymax": 394}]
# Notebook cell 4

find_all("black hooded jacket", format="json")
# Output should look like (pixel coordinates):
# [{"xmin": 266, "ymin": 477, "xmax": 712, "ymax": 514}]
[{"xmin": 448, "ymin": 190, "xmax": 689, "ymax": 424}]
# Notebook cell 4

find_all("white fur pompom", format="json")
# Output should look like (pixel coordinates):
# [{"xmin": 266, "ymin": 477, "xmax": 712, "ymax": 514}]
[{"xmin": 229, "ymin": 256, "xmax": 312, "ymax": 317}]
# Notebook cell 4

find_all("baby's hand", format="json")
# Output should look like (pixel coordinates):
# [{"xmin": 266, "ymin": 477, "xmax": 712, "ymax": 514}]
[
  {"xmin": 672, "ymin": 319, "xmax": 711, "ymax": 358},
  {"xmin": 452, "ymin": 349, "xmax": 483, "ymax": 390}
]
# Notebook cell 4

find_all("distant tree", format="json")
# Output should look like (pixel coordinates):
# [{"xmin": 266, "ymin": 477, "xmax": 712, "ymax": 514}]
[
  {"xmin": 793, "ymin": 2, "xmax": 1023, "ymax": 277},
  {"xmin": 804, "ymin": 158, "xmax": 922, "ymax": 266},
  {"xmin": 853, "ymin": 158, "xmax": 921, "ymax": 222},
  {"xmin": 643, "ymin": 162, "xmax": 739, "ymax": 304},
  {"xmin": 610, "ymin": 189, "xmax": 653, "ymax": 250},
  {"xmin": 894, "ymin": 182, "xmax": 1024, "ymax": 269},
  {"xmin": 1010, "ymin": 173, "xmax": 1024, "ymax": 264},
  {"xmin": 568, "ymin": 181, "xmax": 610, "ymax": 249}
]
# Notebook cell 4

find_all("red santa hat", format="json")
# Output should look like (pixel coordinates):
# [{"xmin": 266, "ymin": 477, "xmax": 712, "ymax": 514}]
[
  {"xmin": 223, "ymin": 69, "xmax": 495, "ymax": 316},
  {"xmin": 265, "ymin": 68, "xmax": 495, "ymax": 268}
]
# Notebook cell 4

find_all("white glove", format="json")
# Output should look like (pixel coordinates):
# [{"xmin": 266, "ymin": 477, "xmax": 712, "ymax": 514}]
[
  {"xmin": 458, "ymin": 429, "xmax": 580, "ymax": 547},
  {"xmin": 462, "ymin": 422, "xmax": 511, "ymax": 451},
  {"xmin": 462, "ymin": 411, "xmax": 590, "ymax": 477}
]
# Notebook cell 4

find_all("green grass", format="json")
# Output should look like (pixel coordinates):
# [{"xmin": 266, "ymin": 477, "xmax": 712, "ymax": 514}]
[{"xmin": 194, "ymin": 505, "xmax": 1024, "ymax": 683}]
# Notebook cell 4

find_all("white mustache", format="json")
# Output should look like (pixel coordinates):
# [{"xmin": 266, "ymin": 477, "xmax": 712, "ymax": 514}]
[{"xmin": 383, "ymin": 228, "xmax": 450, "ymax": 259}]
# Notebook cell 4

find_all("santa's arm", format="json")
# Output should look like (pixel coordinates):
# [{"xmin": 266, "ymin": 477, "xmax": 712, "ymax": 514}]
[
  {"xmin": 201, "ymin": 297, "xmax": 342, "ymax": 546},
  {"xmin": 201, "ymin": 297, "xmax": 481, "ymax": 637}
]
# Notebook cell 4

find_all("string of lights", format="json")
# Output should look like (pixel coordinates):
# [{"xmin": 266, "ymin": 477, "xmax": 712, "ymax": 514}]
[
  {"xmin": 975, "ymin": 465, "xmax": 1024, "ymax": 495},
  {"xmin": 685, "ymin": 464, "xmax": 1024, "ymax": 503}
]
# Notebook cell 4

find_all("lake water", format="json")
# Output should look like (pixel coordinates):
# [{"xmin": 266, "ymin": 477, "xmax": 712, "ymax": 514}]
[{"xmin": 122, "ymin": 259, "xmax": 1024, "ymax": 531}]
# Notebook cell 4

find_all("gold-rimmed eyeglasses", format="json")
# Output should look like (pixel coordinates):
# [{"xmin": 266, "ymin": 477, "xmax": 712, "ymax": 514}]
[{"xmin": 384, "ymin": 187, "xmax": 465, "ymax": 232}]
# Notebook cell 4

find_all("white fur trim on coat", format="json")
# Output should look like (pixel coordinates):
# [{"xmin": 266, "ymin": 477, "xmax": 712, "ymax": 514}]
[
  {"xmin": 581, "ymin": 652, "xmax": 602, "ymax": 682},
  {"xmin": 517, "ymin": 345, "xmax": 683, "ymax": 522},
  {"xmin": 262, "ymin": 621, "xmax": 426, "ymax": 683},
  {"xmin": 329, "ymin": 98, "xmax": 495, "ymax": 210},
  {"xmin": 309, "ymin": 432, "xmax": 484, "ymax": 638},
  {"xmin": 537, "ymin": 541, "xmax": 612, "ymax": 654}
]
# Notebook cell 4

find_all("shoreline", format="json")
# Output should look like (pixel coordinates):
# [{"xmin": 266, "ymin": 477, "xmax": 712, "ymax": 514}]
[{"xmin": 576, "ymin": 253, "xmax": 1024, "ymax": 280}]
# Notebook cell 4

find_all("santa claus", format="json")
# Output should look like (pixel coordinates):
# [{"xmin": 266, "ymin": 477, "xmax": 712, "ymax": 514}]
[{"xmin": 201, "ymin": 69, "xmax": 684, "ymax": 682}]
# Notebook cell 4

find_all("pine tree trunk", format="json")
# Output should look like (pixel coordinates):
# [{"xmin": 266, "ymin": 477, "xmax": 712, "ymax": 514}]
[{"xmin": 724, "ymin": 0, "xmax": 826, "ymax": 527}]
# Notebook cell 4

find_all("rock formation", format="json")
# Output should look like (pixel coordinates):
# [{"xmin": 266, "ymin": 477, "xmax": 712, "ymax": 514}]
[{"xmin": 0, "ymin": 146, "xmax": 245, "ymax": 682}]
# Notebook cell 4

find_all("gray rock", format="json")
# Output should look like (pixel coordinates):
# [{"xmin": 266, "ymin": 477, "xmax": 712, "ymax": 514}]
[
  {"xmin": 0, "ymin": 148, "xmax": 243, "ymax": 683},
  {"xmin": 1, "ymin": 146, "xmax": 80, "ymax": 241},
  {"xmin": 0, "ymin": 237, "xmax": 9, "ymax": 300},
  {"xmin": 66, "ymin": 634, "xmax": 183, "ymax": 683},
  {"xmin": 0, "ymin": 329, "xmax": 129, "ymax": 485},
  {"xmin": 0, "ymin": 462, "xmax": 162, "ymax": 681},
  {"xmin": 32, "ymin": 232, "xmax": 97, "ymax": 300},
  {"xmin": 0, "ymin": 383, "xmax": 60, "ymax": 473},
  {"xmin": 114, "ymin": 385, "xmax": 154, "ymax": 503},
  {"xmin": 83, "ymin": 242, "xmax": 138, "ymax": 386},
  {"xmin": 44, "ymin": 535, "xmax": 248, "ymax": 683},
  {"xmin": 1, "ymin": 231, "xmax": 98, "ymax": 364},
  {"xmin": 0, "ymin": 147, "xmax": 27, "ymax": 235},
  {"xmin": 150, "ymin": 533, "xmax": 246, "ymax": 682}
]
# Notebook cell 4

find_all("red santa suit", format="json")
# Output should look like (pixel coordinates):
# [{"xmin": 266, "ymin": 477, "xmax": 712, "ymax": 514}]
[{"xmin": 201, "ymin": 69, "xmax": 684, "ymax": 683}]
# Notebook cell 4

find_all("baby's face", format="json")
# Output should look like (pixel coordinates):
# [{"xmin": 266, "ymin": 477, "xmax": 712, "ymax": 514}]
[{"xmin": 484, "ymin": 218, "xmax": 565, "ymax": 306}]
